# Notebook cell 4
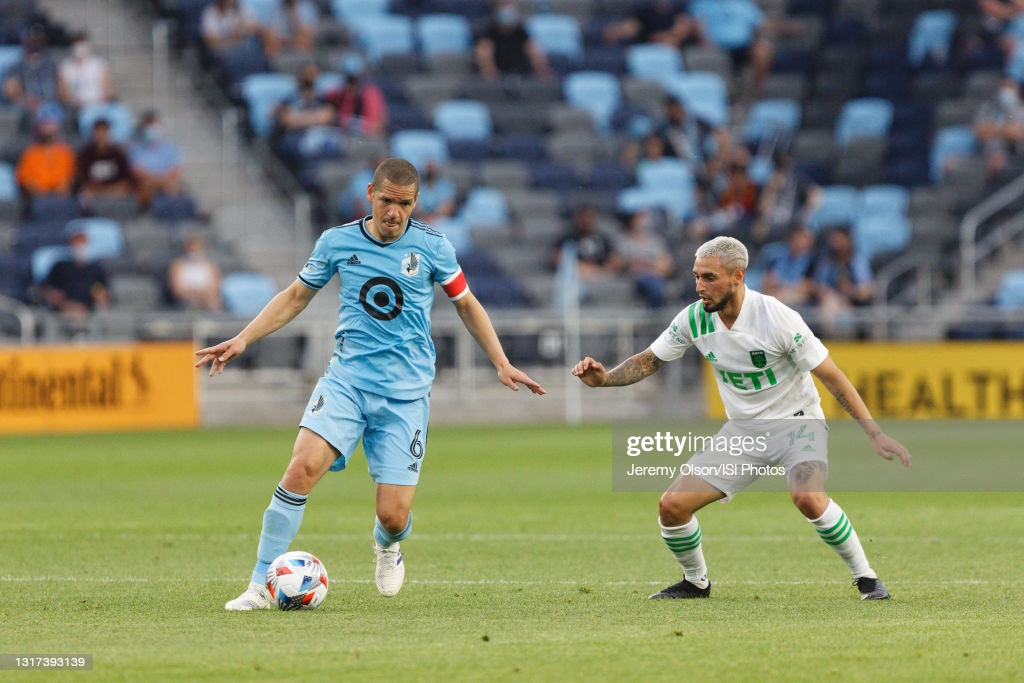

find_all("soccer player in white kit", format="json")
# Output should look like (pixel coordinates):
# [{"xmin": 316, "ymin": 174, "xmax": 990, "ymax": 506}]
[{"xmin": 573, "ymin": 236, "xmax": 911, "ymax": 600}]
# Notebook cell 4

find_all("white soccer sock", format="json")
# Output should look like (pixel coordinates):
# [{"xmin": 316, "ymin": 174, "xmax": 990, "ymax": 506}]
[
  {"xmin": 809, "ymin": 500, "xmax": 876, "ymax": 579},
  {"xmin": 660, "ymin": 517, "xmax": 709, "ymax": 587}
]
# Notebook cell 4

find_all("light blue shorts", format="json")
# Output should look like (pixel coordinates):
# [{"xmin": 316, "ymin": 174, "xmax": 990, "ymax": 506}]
[{"xmin": 299, "ymin": 373, "xmax": 428, "ymax": 486}]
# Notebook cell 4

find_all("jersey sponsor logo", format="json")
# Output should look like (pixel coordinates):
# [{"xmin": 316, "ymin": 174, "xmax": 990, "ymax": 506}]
[
  {"xmin": 358, "ymin": 276, "xmax": 405, "ymax": 321},
  {"xmin": 346, "ymin": 254, "xmax": 361, "ymax": 265},
  {"xmin": 750, "ymin": 350, "xmax": 767, "ymax": 369},
  {"xmin": 716, "ymin": 367, "xmax": 777, "ymax": 391},
  {"xmin": 401, "ymin": 251, "xmax": 420, "ymax": 277},
  {"xmin": 669, "ymin": 322, "xmax": 686, "ymax": 345},
  {"xmin": 705, "ymin": 351, "xmax": 717, "ymax": 361}
]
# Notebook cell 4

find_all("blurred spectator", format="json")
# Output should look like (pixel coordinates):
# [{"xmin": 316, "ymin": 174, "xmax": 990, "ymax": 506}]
[
  {"xmin": 325, "ymin": 60, "xmax": 388, "ymax": 136},
  {"xmin": 168, "ymin": 233, "xmax": 223, "ymax": 311},
  {"xmin": 40, "ymin": 228, "xmax": 111, "ymax": 318},
  {"xmin": 658, "ymin": 95, "xmax": 731, "ymax": 179},
  {"xmin": 752, "ymin": 148, "xmax": 822, "ymax": 244},
  {"xmin": 974, "ymin": 78, "xmax": 1024, "ymax": 180},
  {"xmin": 261, "ymin": 0, "xmax": 318, "ymax": 59},
  {"xmin": 272, "ymin": 62, "xmax": 336, "ymax": 162},
  {"xmin": 129, "ymin": 110, "xmax": 185, "ymax": 209},
  {"xmin": 603, "ymin": 0, "xmax": 707, "ymax": 49},
  {"xmin": 959, "ymin": 0, "xmax": 1024, "ymax": 64},
  {"xmin": 615, "ymin": 208, "xmax": 674, "ymax": 308},
  {"xmin": 621, "ymin": 130, "xmax": 671, "ymax": 174},
  {"xmin": 76, "ymin": 118, "xmax": 134, "ymax": 202},
  {"xmin": 415, "ymin": 160, "xmax": 457, "ymax": 223},
  {"xmin": 57, "ymin": 31, "xmax": 114, "ymax": 111},
  {"xmin": 474, "ymin": 0, "xmax": 552, "ymax": 81},
  {"xmin": 690, "ymin": 146, "xmax": 759, "ymax": 241},
  {"xmin": 756, "ymin": 224, "xmax": 817, "ymax": 306},
  {"xmin": 15, "ymin": 102, "xmax": 76, "ymax": 199},
  {"xmin": 550, "ymin": 204, "xmax": 624, "ymax": 279},
  {"xmin": 201, "ymin": 0, "xmax": 262, "ymax": 57},
  {"xmin": 809, "ymin": 226, "xmax": 873, "ymax": 335},
  {"xmin": 2, "ymin": 24, "xmax": 59, "ymax": 119},
  {"xmin": 693, "ymin": 0, "xmax": 775, "ymax": 93}
]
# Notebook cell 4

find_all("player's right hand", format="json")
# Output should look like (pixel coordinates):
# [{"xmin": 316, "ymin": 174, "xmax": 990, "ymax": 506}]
[
  {"xmin": 195, "ymin": 338, "xmax": 247, "ymax": 377},
  {"xmin": 571, "ymin": 357, "xmax": 606, "ymax": 387}
]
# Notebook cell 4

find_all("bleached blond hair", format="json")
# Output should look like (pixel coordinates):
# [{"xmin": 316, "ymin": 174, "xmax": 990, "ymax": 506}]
[{"xmin": 695, "ymin": 236, "xmax": 748, "ymax": 271}]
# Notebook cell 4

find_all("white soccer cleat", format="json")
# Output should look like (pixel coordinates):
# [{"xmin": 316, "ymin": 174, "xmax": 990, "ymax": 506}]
[
  {"xmin": 224, "ymin": 581, "xmax": 272, "ymax": 611},
  {"xmin": 374, "ymin": 542, "xmax": 405, "ymax": 597}
]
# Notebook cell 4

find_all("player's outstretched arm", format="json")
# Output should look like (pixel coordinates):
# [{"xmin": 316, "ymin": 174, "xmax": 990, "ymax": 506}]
[
  {"xmin": 195, "ymin": 279, "xmax": 317, "ymax": 377},
  {"xmin": 572, "ymin": 349, "xmax": 666, "ymax": 387},
  {"xmin": 811, "ymin": 355, "xmax": 912, "ymax": 467},
  {"xmin": 452, "ymin": 292, "xmax": 546, "ymax": 395}
]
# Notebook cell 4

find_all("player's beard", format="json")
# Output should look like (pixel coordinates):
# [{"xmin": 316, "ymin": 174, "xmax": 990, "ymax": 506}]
[{"xmin": 701, "ymin": 286, "xmax": 735, "ymax": 313}]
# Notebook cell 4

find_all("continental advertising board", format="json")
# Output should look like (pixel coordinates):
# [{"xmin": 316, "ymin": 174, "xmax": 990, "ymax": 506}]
[
  {"xmin": 704, "ymin": 341, "xmax": 1024, "ymax": 419},
  {"xmin": 0, "ymin": 342, "xmax": 198, "ymax": 434}
]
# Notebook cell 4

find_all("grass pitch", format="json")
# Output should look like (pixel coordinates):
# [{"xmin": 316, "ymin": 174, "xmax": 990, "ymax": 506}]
[{"xmin": 0, "ymin": 422, "xmax": 1021, "ymax": 681}]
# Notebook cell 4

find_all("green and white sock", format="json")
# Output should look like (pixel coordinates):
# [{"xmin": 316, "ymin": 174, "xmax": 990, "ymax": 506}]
[
  {"xmin": 809, "ymin": 500, "xmax": 875, "ymax": 579},
  {"xmin": 660, "ymin": 517, "xmax": 709, "ymax": 587}
]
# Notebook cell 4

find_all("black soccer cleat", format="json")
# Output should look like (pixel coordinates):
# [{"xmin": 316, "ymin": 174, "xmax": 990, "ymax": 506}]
[
  {"xmin": 648, "ymin": 578, "xmax": 711, "ymax": 600},
  {"xmin": 855, "ymin": 576, "xmax": 890, "ymax": 600}
]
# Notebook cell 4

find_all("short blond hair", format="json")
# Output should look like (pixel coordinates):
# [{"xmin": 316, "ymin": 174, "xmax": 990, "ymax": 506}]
[{"xmin": 695, "ymin": 236, "xmax": 748, "ymax": 271}]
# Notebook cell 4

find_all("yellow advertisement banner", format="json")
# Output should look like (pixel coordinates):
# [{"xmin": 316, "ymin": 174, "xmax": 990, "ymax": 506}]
[
  {"xmin": 0, "ymin": 342, "xmax": 198, "ymax": 434},
  {"xmin": 704, "ymin": 341, "xmax": 1024, "ymax": 419}
]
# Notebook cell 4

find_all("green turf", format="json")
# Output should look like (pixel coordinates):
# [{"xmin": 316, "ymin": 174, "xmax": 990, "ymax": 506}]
[{"xmin": 0, "ymin": 422, "xmax": 1021, "ymax": 682}]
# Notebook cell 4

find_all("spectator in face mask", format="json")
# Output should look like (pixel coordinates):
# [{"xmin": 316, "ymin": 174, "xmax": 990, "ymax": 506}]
[
  {"xmin": 41, "ymin": 228, "xmax": 111, "ymax": 318},
  {"xmin": 15, "ymin": 102, "xmax": 76, "ymax": 200},
  {"xmin": 474, "ymin": 0, "xmax": 552, "ymax": 80},
  {"xmin": 129, "ymin": 110, "xmax": 185, "ymax": 208},
  {"xmin": 58, "ymin": 31, "xmax": 114, "ymax": 111},
  {"xmin": 974, "ymin": 78, "xmax": 1024, "ymax": 180},
  {"xmin": 324, "ymin": 58, "xmax": 388, "ymax": 136}
]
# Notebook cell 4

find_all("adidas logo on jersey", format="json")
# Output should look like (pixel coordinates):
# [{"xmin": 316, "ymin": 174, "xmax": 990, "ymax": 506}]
[
  {"xmin": 705, "ymin": 352, "xmax": 718, "ymax": 362},
  {"xmin": 800, "ymin": 444, "xmax": 815, "ymax": 452},
  {"xmin": 346, "ymin": 254, "xmax": 361, "ymax": 265},
  {"xmin": 407, "ymin": 462, "xmax": 419, "ymax": 473}
]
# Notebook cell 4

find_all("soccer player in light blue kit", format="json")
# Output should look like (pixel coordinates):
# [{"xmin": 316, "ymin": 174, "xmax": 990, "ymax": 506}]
[{"xmin": 197, "ymin": 158, "xmax": 546, "ymax": 610}]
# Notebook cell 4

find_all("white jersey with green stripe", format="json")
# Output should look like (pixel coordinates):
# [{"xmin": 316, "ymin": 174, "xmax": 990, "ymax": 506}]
[{"xmin": 649, "ymin": 287, "xmax": 830, "ymax": 419}]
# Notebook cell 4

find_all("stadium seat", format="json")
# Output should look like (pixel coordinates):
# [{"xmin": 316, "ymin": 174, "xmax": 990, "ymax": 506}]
[
  {"xmin": 625, "ymin": 43, "xmax": 684, "ymax": 86},
  {"xmin": 109, "ymin": 273, "xmax": 163, "ymax": 312},
  {"xmin": 562, "ymin": 71, "xmax": 621, "ymax": 134},
  {"xmin": 807, "ymin": 185, "xmax": 859, "ymax": 230},
  {"xmin": 852, "ymin": 212, "xmax": 910, "ymax": 263},
  {"xmin": 416, "ymin": 13, "xmax": 472, "ymax": 57},
  {"xmin": 689, "ymin": 0, "xmax": 765, "ymax": 51},
  {"xmin": 241, "ymin": 72, "xmax": 298, "ymax": 138},
  {"xmin": 78, "ymin": 102, "xmax": 135, "ymax": 142},
  {"xmin": 0, "ymin": 162, "xmax": 16, "ymax": 202},
  {"xmin": 834, "ymin": 98, "xmax": 894, "ymax": 150},
  {"xmin": 0, "ymin": 45, "xmax": 23, "ymax": 82},
  {"xmin": 929, "ymin": 125, "xmax": 976, "ymax": 184},
  {"xmin": 31, "ymin": 245, "xmax": 71, "ymax": 282},
  {"xmin": 661, "ymin": 72, "xmax": 729, "ymax": 127},
  {"xmin": 995, "ymin": 269, "xmax": 1024, "ymax": 309},
  {"xmin": 313, "ymin": 71, "xmax": 345, "ymax": 97},
  {"xmin": 351, "ymin": 14, "xmax": 415, "ymax": 63},
  {"xmin": 390, "ymin": 129, "xmax": 449, "ymax": 171},
  {"xmin": 66, "ymin": 218, "xmax": 124, "ymax": 261},
  {"xmin": 859, "ymin": 184, "xmax": 910, "ymax": 217},
  {"xmin": 30, "ymin": 194, "xmax": 81, "ymax": 222},
  {"xmin": 617, "ymin": 183, "xmax": 695, "ymax": 221},
  {"xmin": 525, "ymin": 14, "xmax": 583, "ymax": 63},
  {"xmin": 432, "ymin": 216, "xmax": 471, "ymax": 252},
  {"xmin": 331, "ymin": 0, "xmax": 388, "ymax": 21},
  {"xmin": 459, "ymin": 187, "xmax": 509, "ymax": 230},
  {"xmin": 221, "ymin": 272, "xmax": 277, "ymax": 317},
  {"xmin": 240, "ymin": 0, "xmax": 277, "ymax": 23},
  {"xmin": 907, "ymin": 10, "xmax": 956, "ymax": 69},
  {"xmin": 433, "ymin": 99, "xmax": 493, "ymax": 141},
  {"xmin": 743, "ymin": 98, "xmax": 802, "ymax": 146},
  {"xmin": 635, "ymin": 157, "xmax": 693, "ymax": 193}
]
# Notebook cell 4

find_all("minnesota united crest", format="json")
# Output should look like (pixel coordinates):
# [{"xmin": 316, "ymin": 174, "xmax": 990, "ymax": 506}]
[{"xmin": 402, "ymin": 251, "xmax": 420, "ymax": 277}]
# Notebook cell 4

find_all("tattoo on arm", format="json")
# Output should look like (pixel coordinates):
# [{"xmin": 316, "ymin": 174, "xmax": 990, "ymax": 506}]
[
  {"xmin": 830, "ymin": 388, "xmax": 856, "ymax": 418},
  {"xmin": 789, "ymin": 460, "xmax": 828, "ymax": 487},
  {"xmin": 602, "ymin": 350, "xmax": 666, "ymax": 387}
]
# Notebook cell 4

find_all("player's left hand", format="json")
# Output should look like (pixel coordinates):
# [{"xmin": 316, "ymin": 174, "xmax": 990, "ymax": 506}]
[
  {"xmin": 498, "ymin": 363, "xmax": 546, "ymax": 395},
  {"xmin": 870, "ymin": 432, "xmax": 911, "ymax": 467}
]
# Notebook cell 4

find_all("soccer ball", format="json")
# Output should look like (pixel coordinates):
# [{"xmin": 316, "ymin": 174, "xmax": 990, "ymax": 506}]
[{"xmin": 266, "ymin": 551, "xmax": 329, "ymax": 610}]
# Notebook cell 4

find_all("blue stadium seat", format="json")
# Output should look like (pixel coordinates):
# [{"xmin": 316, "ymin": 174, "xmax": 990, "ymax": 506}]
[
  {"xmin": 432, "ymin": 215, "xmax": 470, "ymax": 252},
  {"xmin": 390, "ymin": 129, "xmax": 449, "ymax": 170},
  {"xmin": 525, "ymin": 14, "xmax": 583, "ymax": 63},
  {"xmin": 433, "ymin": 99, "xmax": 493, "ymax": 141},
  {"xmin": 494, "ymin": 132, "xmax": 548, "ymax": 162},
  {"xmin": 0, "ymin": 162, "xmax": 17, "ymax": 202},
  {"xmin": 995, "ymin": 269, "xmax": 1024, "ymax": 309},
  {"xmin": 241, "ymin": 72, "xmax": 298, "ymax": 138},
  {"xmin": 743, "ymin": 98, "xmax": 802, "ymax": 146},
  {"xmin": 625, "ymin": 43, "xmax": 684, "ymax": 86},
  {"xmin": 853, "ymin": 213, "xmax": 911, "ymax": 263},
  {"xmin": 416, "ymin": 13, "xmax": 472, "ymax": 57},
  {"xmin": 351, "ymin": 14, "xmax": 415, "ymax": 63},
  {"xmin": 66, "ymin": 218, "xmax": 124, "ymax": 261},
  {"xmin": 690, "ymin": 0, "xmax": 765, "ymax": 51},
  {"xmin": 221, "ymin": 272, "xmax": 278, "ymax": 317},
  {"xmin": 459, "ymin": 187, "xmax": 509, "ymax": 230},
  {"xmin": 31, "ymin": 245, "xmax": 71, "ymax": 282},
  {"xmin": 834, "ymin": 98, "xmax": 894, "ymax": 150},
  {"xmin": 78, "ymin": 102, "xmax": 135, "ymax": 142},
  {"xmin": 635, "ymin": 157, "xmax": 693, "ymax": 192},
  {"xmin": 930, "ymin": 125, "xmax": 976, "ymax": 184},
  {"xmin": 331, "ymin": 0, "xmax": 388, "ymax": 21},
  {"xmin": 30, "ymin": 194, "xmax": 81, "ymax": 222},
  {"xmin": 563, "ymin": 71, "xmax": 621, "ymax": 134},
  {"xmin": 859, "ymin": 185, "xmax": 910, "ymax": 217},
  {"xmin": 314, "ymin": 71, "xmax": 345, "ymax": 97},
  {"xmin": 0, "ymin": 45, "xmax": 23, "ymax": 82},
  {"xmin": 240, "ymin": 0, "xmax": 277, "ymax": 23},
  {"xmin": 661, "ymin": 72, "xmax": 729, "ymax": 127},
  {"xmin": 907, "ymin": 10, "xmax": 956, "ymax": 69},
  {"xmin": 617, "ymin": 183, "xmax": 695, "ymax": 221},
  {"xmin": 807, "ymin": 185, "xmax": 858, "ymax": 231}
]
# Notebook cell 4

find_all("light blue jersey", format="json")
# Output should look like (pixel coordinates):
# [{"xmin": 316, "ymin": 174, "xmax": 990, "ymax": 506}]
[{"xmin": 298, "ymin": 216, "xmax": 467, "ymax": 400}]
